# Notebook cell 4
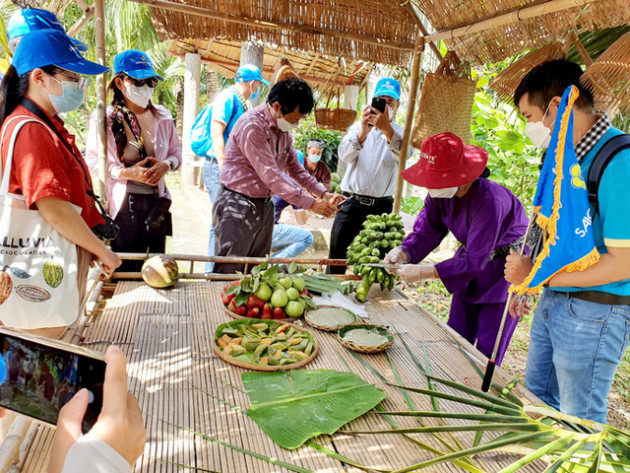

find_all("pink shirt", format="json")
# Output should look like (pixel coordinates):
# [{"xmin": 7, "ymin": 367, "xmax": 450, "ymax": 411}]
[
  {"xmin": 85, "ymin": 105, "xmax": 181, "ymax": 219},
  {"xmin": 220, "ymin": 104, "xmax": 326, "ymax": 209}
]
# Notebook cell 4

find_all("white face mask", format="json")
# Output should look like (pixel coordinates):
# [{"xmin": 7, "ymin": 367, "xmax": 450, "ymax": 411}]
[
  {"xmin": 387, "ymin": 104, "xmax": 397, "ymax": 122},
  {"xmin": 124, "ymin": 83, "xmax": 153, "ymax": 108},
  {"xmin": 427, "ymin": 187, "xmax": 458, "ymax": 199},
  {"xmin": 524, "ymin": 101, "xmax": 553, "ymax": 149},
  {"xmin": 277, "ymin": 117, "xmax": 298, "ymax": 132}
]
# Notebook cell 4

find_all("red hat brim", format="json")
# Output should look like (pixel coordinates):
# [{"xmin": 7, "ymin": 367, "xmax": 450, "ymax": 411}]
[{"xmin": 401, "ymin": 145, "xmax": 489, "ymax": 188}]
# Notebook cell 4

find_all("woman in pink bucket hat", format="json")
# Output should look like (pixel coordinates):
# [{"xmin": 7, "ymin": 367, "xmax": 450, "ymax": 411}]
[{"xmin": 384, "ymin": 132, "xmax": 528, "ymax": 365}]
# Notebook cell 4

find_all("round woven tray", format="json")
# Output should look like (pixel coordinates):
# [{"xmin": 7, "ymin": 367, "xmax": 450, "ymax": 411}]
[
  {"xmin": 213, "ymin": 319, "xmax": 318, "ymax": 371},
  {"xmin": 304, "ymin": 306, "xmax": 357, "ymax": 332},
  {"xmin": 337, "ymin": 323, "xmax": 394, "ymax": 353},
  {"xmin": 223, "ymin": 306, "xmax": 300, "ymax": 322}
]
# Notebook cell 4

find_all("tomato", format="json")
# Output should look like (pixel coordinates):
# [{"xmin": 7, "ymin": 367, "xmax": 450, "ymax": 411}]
[
  {"xmin": 220, "ymin": 292, "xmax": 230, "ymax": 306},
  {"xmin": 261, "ymin": 303, "xmax": 272, "ymax": 319},
  {"xmin": 272, "ymin": 307, "xmax": 285, "ymax": 319},
  {"xmin": 246, "ymin": 307, "xmax": 261, "ymax": 318},
  {"xmin": 247, "ymin": 294, "xmax": 265, "ymax": 309}
]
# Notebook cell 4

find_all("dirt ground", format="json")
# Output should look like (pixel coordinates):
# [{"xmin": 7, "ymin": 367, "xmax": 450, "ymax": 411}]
[{"xmin": 166, "ymin": 172, "xmax": 630, "ymax": 430}]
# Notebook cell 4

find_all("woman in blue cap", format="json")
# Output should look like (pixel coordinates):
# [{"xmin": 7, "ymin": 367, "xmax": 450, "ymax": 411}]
[
  {"xmin": 0, "ymin": 29, "xmax": 122, "ymax": 336},
  {"xmin": 85, "ymin": 50, "xmax": 181, "ymax": 273}
]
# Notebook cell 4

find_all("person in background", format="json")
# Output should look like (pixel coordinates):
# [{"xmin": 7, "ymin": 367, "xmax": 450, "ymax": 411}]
[
  {"xmin": 385, "ymin": 132, "xmax": 528, "ymax": 366},
  {"xmin": 328, "ymin": 78, "xmax": 410, "ymax": 274},
  {"xmin": 0, "ymin": 29, "xmax": 121, "ymax": 337},
  {"xmin": 86, "ymin": 50, "xmax": 181, "ymax": 273},
  {"xmin": 273, "ymin": 140, "xmax": 332, "ymax": 220},
  {"xmin": 213, "ymin": 78, "xmax": 344, "ymax": 274},
  {"xmin": 7, "ymin": 7, "xmax": 87, "ymax": 54},
  {"xmin": 505, "ymin": 59, "xmax": 630, "ymax": 423},
  {"xmin": 191, "ymin": 65, "xmax": 268, "ymax": 273}
]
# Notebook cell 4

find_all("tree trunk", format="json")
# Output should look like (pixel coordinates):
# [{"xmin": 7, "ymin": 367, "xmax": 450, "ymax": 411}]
[
  {"xmin": 240, "ymin": 42, "xmax": 264, "ymax": 105},
  {"xmin": 176, "ymin": 76, "xmax": 185, "ymax": 138},
  {"xmin": 204, "ymin": 66, "xmax": 221, "ymax": 103},
  {"xmin": 182, "ymin": 53, "xmax": 201, "ymax": 187}
]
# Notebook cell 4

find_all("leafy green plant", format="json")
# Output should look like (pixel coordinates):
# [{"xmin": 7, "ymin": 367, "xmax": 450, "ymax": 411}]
[{"xmin": 400, "ymin": 195, "xmax": 424, "ymax": 216}]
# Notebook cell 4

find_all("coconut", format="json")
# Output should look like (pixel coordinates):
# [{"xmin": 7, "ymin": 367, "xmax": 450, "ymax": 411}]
[{"xmin": 141, "ymin": 255, "xmax": 179, "ymax": 288}]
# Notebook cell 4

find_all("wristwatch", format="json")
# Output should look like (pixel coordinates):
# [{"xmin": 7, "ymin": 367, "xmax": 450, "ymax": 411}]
[{"xmin": 166, "ymin": 159, "xmax": 174, "ymax": 171}]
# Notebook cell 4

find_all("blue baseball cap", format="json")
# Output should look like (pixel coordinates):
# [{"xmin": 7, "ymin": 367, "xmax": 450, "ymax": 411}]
[
  {"xmin": 113, "ymin": 49, "xmax": 163, "ymax": 81},
  {"xmin": 235, "ymin": 64, "xmax": 269, "ymax": 85},
  {"xmin": 8, "ymin": 8, "xmax": 87, "ymax": 51},
  {"xmin": 374, "ymin": 77, "xmax": 401, "ymax": 101},
  {"xmin": 13, "ymin": 29, "xmax": 109, "ymax": 76}
]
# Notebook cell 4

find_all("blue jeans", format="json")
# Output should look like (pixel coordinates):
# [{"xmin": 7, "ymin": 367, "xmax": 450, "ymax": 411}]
[
  {"xmin": 271, "ymin": 223, "xmax": 313, "ymax": 259},
  {"xmin": 203, "ymin": 158, "xmax": 221, "ymax": 272},
  {"xmin": 526, "ymin": 289, "xmax": 630, "ymax": 423}
]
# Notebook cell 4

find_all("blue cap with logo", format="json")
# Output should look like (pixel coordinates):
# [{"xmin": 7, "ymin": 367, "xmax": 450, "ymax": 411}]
[
  {"xmin": 235, "ymin": 64, "xmax": 269, "ymax": 85},
  {"xmin": 8, "ymin": 8, "xmax": 87, "ymax": 51},
  {"xmin": 12, "ymin": 29, "xmax": 109, "ymax": 76},
  {"xmin": 374, "ymin": 77, "xmax": 401, "ymax": 101},
  {"xmin": 114, "ymin": 49, "xmax": 163, "ymax": 81}
]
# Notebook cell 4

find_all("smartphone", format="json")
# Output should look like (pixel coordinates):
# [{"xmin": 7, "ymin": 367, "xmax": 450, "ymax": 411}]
[
  {"xmin": 371, "ymin": 97, "xmax": 387, "ymax": 114},
  {"xmin": 0, "ymin": 327, "xmax": 106, "ymax": 432}
]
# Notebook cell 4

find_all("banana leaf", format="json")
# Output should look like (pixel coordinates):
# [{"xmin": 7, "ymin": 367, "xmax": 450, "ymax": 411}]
[{"xmin": 243, "ymin": 369, "xmax": 386, "ymax": 450}]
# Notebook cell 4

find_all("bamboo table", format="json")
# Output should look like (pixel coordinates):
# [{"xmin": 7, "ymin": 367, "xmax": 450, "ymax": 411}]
[{"xmin": 17, "ymin": 281, "xmax": 540, "ymax": 472}]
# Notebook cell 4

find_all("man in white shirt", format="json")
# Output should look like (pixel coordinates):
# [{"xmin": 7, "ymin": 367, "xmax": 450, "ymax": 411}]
[{"xmin": 327, "ymin": 78, "xmax": 407, "ymax": 274}]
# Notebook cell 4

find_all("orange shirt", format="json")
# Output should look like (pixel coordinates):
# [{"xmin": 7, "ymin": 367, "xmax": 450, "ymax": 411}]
[{"xmin": 1, "ymin": 102, "xmax": 104, "ymax": 229}]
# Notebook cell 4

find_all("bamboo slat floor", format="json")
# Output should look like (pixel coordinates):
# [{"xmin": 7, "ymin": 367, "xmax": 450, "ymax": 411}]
[{"xmin": 18, "ymin": 281, "xmax": 542, "ymax": 473}]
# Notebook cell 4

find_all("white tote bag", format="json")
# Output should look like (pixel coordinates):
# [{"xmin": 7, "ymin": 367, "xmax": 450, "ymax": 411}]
[{"xmin": 0, "ymin": 116, "xmax": 80, "ymax": 329}]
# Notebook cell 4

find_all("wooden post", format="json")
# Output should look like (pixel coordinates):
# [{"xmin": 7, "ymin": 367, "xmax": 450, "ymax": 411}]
[
  {"xmin": 393, "ymin": 37, "xmax": 424, "ymax": 214},
  {"xmin": 240, "ymin": 41, "xmax": 264, "ymax": 105},
  {"xmin": 182, "ymin": 52, "xmax": 201, "ymax": 187},
  {"xmin": 94, "ymin": 0, "xmax": 107, "ymax": 206}
]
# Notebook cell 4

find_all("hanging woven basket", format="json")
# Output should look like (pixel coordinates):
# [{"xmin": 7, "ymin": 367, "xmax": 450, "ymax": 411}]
[
  {"xmin": 315, "ymin": 108, "xmax": 357, "ymax": 131},
  {"xmin": 411, "ymin": 51, "xmax": 476, "ymax": 147}
]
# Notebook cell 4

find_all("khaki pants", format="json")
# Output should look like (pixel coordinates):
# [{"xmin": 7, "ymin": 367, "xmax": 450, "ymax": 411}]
[{"xmin": 23, "ymin": 247, "xmax": 91, "ymax": 340}]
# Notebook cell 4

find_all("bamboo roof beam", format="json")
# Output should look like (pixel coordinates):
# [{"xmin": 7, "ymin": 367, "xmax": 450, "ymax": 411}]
[
  {"xmin": 128, "ymin": 0, "xmax": 415, "ymax": 52},
  {"xmin": 68, "ymin": 7, "xmax": 95, "ymax": 36},
  {"xmin": 403, "ymin": 3, "xmax": 443, "ymax": 61},
  {"xmin": 424, "ymin": 0, "xmax": 600, "ymax": 43}
]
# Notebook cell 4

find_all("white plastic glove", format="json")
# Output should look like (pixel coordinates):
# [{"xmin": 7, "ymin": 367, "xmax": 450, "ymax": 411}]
[
  {"xmin": 384, "ymin": 247, "xmax": 409, "ymax": 264},
  {"xmin": 394, "ymin": 264, "xmax": 436, "ymax": 283}
]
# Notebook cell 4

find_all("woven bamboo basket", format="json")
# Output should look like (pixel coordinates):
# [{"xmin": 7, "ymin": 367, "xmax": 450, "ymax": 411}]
[
  {"xmin": 582, "ymin": 31, "xmax": 630, "ymax": 116},
  {"xmin": 411, "ymin": 51, "xmax": 476, "ymax": 147},
  {"xmin": 315, "ymin": 108, "xmax": 357, "ymax": 131},
  {"xmin": 304, "ymin": 305, "xmax": 357, "ymax": 332},
  {"xmin": 337, "ymin": 323, "xmax": 394, "ymax": 353}
]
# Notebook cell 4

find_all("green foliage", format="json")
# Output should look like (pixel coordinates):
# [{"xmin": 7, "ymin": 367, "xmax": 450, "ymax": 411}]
[
  {"xmin": 471, "ymin": 89, "xmax": 541, "ymax": 208},
  {"xmin": 293, "ymin": 114, "xmax": 341, "ymax": 172},
  {"xmin": 400, "ymin": 195, "xmax": 424, "ymax": 216}
]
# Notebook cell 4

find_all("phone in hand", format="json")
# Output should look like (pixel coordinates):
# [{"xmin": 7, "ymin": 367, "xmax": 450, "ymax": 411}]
[
  {"xmin": 369, "ymin": 97, "xmax": 388, "ymax": 127},
  {"xmin": 0, "ymin": 327, "xmax": 106, "ymax": 432}
]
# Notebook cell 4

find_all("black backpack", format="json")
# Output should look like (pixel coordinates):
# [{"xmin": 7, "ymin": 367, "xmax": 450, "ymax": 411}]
[{"xmin": 586, "ymin": 134, "xmax": 630, "ymax": 215}]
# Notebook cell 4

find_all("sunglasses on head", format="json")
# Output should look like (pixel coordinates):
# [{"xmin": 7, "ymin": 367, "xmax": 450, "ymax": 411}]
[{"xmin": 126, "ymin": 75, "xmax": 159, "ymax": 88}]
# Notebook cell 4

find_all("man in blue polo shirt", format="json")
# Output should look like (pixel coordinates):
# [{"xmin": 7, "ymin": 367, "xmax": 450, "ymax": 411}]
[
  {"xmin": 505, "ymin": 60, "xmax": 630, "ymax": 424},
  {"xmin": 191, "ymin": 64, "xmax": 268, "ymax": 272}
]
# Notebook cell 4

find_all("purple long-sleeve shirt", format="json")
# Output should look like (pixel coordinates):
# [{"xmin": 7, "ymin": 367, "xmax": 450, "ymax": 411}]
[
  {"xmin": 401, "ymin": 179, "xmax": 528, "ymax": 304},
  {"xmin": 220, "ymin": 104, "xmax": 327, "ymax": 209}
]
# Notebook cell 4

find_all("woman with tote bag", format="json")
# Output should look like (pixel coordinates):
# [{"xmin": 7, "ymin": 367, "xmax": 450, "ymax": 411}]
[{"xmin": 0, "ymin": 28, "xmax": 121, "ymax": 338}]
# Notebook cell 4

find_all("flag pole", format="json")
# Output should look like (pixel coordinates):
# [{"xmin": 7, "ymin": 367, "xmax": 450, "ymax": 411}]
[{"xmin": 481, "ymin": 215, "xmax": 535, "ymax": 392}]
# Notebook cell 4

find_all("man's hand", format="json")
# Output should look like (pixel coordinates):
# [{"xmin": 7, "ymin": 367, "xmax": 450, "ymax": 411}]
[
  {"xmin": 94, "ymin": 249, "xmax": 122, "ymax": 279},
  {"xmin": 384, "ymin": 247, "xmax": 409, "ymax": 264},
  {"xmin": 373, "ymin": 106, "xmax": 394, "ymax": 141},
  {"xmin": 322, "ymin": 192, "xmax": 346, "ymax": 207},
  {"xmin": 49, "ymin": 347, "xmax": 146, "ymax": 473},
  {"xmin": 504, "ymin": 250, "xmax": 534, "ymax": 286},
  {"xmin": 144, "ymin": 159, "xmax": 169, "ymax": 186},
  {"xmin": 393, "ymin": 264, "xmax": 436, "ymax": 283},
  {"xmin": 357, "ymin": 107, "xmax": 374, "ymax": 143},
  {"xmin": 310, "ymin": 198, "xmax": 337, "ymax": 218},
  {"xmin": 509, "ymin": 294, "xmax": 532, "ymax": 319}
]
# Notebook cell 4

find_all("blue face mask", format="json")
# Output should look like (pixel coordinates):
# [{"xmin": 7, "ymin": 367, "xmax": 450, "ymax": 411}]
[
  {"xmin": 47, "ymin": 76, "xmax": 85, "ymax": 114},
  {"xmin": 250, "ymin": 82, "xmax": 260, "ymax": 101},
  {"xmin": 307, "ymin": 153, "xmax": 321, "ymax": 163}
]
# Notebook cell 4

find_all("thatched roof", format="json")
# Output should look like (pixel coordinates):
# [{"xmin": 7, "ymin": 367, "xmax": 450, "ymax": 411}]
[
  {"xmin": 167, "ymin": 38, "xmax": 374, "ymax": 90},
  {"xmin": 137, "ymin": 0, "xmax": 630, "ymax": 67}
]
